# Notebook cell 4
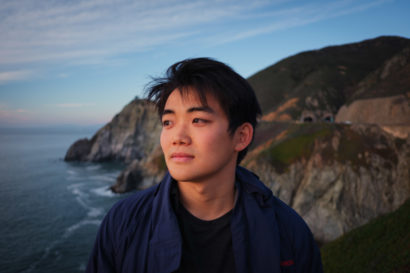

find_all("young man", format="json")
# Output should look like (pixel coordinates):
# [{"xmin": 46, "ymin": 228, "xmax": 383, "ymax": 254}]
[{"xmin": 86, "ymin": 58, "xmax": 323, "ymax": 273}]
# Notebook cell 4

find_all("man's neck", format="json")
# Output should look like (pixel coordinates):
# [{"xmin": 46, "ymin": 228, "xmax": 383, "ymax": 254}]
[{"xmin": 176, "ymin": 173, "xmax": 236, "ymax": 221}]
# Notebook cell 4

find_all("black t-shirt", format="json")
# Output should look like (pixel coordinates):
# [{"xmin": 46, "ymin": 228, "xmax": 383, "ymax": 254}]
[{"xmin": 171, "ymin": 183, "xmax": 236, "ymax": 273}]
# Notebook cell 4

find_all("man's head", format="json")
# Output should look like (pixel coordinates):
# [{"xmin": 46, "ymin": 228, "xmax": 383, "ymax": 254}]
[{"xmin": 146, "ymin": 57, "xmax": 261, "ymax": 164}]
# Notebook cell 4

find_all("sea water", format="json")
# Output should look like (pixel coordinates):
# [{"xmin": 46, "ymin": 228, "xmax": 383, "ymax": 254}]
[{"xmin": 0, "ymin": 127, "xmax": 131, "ymax": 273}]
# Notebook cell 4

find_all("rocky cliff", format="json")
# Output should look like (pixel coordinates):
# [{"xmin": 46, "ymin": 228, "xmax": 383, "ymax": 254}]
[
  {"xmin": 65, "ymin": 99, "xmax": 161, "ymax": 163},
  {"xmin": 244, "ymin": 123, "xmax": 410, "ymax": 243}
]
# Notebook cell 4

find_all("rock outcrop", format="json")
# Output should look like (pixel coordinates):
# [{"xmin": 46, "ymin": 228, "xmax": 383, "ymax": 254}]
[
  {"xmin": 336, "ymin": 94, "xmax": 410, "ymax": 125},
  {"xmin": 244, "ymin": 123, "xmax": 410, "ymax": 243},
  {"xmin": 111, "ymin": 146, "xmax": 166, "ymax": 193},
  {"xmin": 65, "ymin": 99, "xmax": 161, "ymax": 163}
]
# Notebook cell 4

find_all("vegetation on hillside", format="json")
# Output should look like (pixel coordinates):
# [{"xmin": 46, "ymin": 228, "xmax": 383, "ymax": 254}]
[
  {"xmin": 247, "ymin": 123, "xmax": 400, "ymax": 174},
  {"xmin": 321, "ymin": 199, "xmax": 410, "ymax": 273}
]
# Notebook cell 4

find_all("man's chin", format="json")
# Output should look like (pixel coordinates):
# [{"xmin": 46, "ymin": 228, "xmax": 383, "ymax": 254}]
[{"xmin": 169, "ymin": 170, "xmax": 202, "ymax": 183}]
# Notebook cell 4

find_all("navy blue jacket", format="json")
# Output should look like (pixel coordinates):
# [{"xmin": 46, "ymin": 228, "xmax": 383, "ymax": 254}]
[{"xmin": 86, "ymin": 167, "xmax": 323, "ymax": 273}]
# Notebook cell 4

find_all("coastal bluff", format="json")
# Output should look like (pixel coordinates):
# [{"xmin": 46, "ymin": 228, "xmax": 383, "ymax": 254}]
[{"xmin": 65, "ymin": 99, "xmax": 161, "ymax": 163}]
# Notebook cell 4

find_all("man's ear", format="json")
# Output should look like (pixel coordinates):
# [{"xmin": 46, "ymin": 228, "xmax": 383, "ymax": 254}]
[{"xmin": 234, "ymin": 122, "xmax": 254, "ymax": 152}]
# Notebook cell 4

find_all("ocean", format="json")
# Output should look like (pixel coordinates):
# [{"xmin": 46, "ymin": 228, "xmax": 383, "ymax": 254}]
[{"xmin": 0, "ymin": 127, "xmax": 131, "ymax": 273}]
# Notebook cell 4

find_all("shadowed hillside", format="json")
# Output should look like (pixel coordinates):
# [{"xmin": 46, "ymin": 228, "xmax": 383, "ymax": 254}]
[
  {"xmin": 321, "ymin": 199, "xmax": 410, "ymax": 273},
  {"xmin": 247, "ymin": 36, "xmax": 410, "ymax": 122}
]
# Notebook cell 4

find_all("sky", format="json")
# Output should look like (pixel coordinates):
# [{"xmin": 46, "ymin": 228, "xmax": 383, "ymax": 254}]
[{"xmin": 0, "ymin": 0, "xmax": 409, "ymax": 127}]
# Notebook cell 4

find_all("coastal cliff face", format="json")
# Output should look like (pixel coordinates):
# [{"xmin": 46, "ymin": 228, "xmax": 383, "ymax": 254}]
[
  {"xmin": 244, "ymin": 123, "xmax": 410, "ymax": 243},
  {"xmin": 110, "ymin": 146, "xmax": 166, "ymax": 193},
  {"xmin": 65, "ymin": 99, "xmax": 161, "ymax": 163}
]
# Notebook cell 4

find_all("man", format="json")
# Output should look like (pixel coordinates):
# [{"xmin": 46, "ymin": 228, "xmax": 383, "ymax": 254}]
[{"xmin": 86, "ymin": 58, "xmax": 323, "ymax": 273}]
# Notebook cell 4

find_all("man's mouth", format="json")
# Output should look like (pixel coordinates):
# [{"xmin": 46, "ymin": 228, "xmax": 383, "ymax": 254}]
[{"xmin": 170, "ymin": 152, "xmax": 195, "ymax": 162}]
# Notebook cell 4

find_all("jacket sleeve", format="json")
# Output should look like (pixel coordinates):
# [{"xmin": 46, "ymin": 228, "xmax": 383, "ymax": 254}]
[
  {"xmin": 291, "ymin": 225, "xmax": 323, "ymax": 273},
  {"xmin": 275, "ymin": 199, "xmax": 323, "ymax": 273},
  {"xmin": 86, "ymin": 209, "xmax": 117, "ymax": 273}
]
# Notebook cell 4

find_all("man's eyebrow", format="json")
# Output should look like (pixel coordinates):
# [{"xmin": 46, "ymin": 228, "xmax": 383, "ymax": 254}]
[
  {"xmin": 187, "ymin": 106, "xmax": 214, "ymax": 113},
  {"xmin": 161, "ymin": 106, "xmax": 214, "ymax": 116},
  {"xmin": 162, "ymin": 109, "xmax": 174, "ymax": 116}
]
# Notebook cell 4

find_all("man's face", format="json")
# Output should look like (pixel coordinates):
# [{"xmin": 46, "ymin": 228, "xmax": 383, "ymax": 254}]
[{"xmin": 160, "ymin": 88, "xmax": 239, "ymax": 183}]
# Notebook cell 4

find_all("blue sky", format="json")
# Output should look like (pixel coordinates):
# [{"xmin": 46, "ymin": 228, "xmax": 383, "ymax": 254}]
[{"xmin": 1, "ymin": 0, "xmax": 409, "ymax": 127}]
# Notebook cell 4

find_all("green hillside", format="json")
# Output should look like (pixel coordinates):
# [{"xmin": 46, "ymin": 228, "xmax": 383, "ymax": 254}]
[
  {"xmin": 246, "ymin": 122, "xmax": 400, "ymax": 174},
  {"xmin": 321, "ymin": 199, "xmax": 410, "ymax": 273},
  {"xmin": 247, "ymin": 36, "xmax": 410, "ymax": 119}
]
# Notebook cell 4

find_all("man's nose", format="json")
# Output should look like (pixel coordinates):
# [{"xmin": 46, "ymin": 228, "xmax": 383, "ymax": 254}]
[{"xmin": 172, "ymin": 123, "xmax": 191, "ymax": 145}]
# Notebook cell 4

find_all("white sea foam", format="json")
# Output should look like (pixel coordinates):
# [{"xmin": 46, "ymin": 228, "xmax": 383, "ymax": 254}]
[
  {"xmin": 68, "ymin": 183, "xmax": 104, "ymax": 217},
  {"xmin": 67, "ymin": 183, "xmax": 84, "ymax": 192},
  {"xmin": 66, "ymin": 169, "xmax": 83, "ymax": 181},
  {"xmin": 88, "ymin": 207, "xmax": 104, "ymax": 218},
  {"xmin": 67, "ymin": 169, "xmax": 78, "ymax": 176},
  {"xmin": 66, "ymin": 176, "xmax": 83, "ymax": 181},
  {"xmin": 22, "ymin": 218, "xmax": 102, "ymax": 273},
  {"xmin": 64, "ymin": 219, "xmax": 101, "ymax": 239},
  {"xmin": 86, "ymin": 165, "xmax": 101, "ymax": 171},
  {"xmin": 91, "ymin": 186, "xmax": 116, "ymax": 197},
  {"xmin": 68, "ymin": 184, "xmax": 90, "ymax": 211},
  {"xmin": 89, "ymin": 175, "xmax": 116, "ymax": 182}
]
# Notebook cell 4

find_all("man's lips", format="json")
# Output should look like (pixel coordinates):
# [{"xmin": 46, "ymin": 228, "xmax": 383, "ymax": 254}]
[{"xmin": 170, "ymin": 152, "xmax": 195, "ymax": 162}]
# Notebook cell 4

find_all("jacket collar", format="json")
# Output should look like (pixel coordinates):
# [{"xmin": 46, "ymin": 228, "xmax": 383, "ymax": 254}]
[
  {"xmin": 148, "ymin": 173, "xmax": 182, "ymax": 273},
  {"xmin": 234, "ymin": 166, "xmax": 282, "ymax": 273},
  {"xmin": 235, "ymin": 166, "xmax": 273, "ymax": 207},
  {"xmin": 148, "ymin": 167, "xmax": 280, "ymax": 273}
]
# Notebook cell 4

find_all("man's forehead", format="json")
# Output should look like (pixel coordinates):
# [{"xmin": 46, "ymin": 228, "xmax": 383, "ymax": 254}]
[
  {"xmin": 165, "ymin": 88, "xmax": 210, "ymax": 107},
  {"xmin": 161, "ymin": 88, "xmax": 226, "ymax": 117}
]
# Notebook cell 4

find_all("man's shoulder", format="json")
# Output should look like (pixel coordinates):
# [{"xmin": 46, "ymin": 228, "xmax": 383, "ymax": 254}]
[
  {"xmin": 271, "ymin": 196, "xmax": 311, "ymax": 234},
  {"xmin": 237, "ymin": 166, "xmax": 313, "ymax": 239}
]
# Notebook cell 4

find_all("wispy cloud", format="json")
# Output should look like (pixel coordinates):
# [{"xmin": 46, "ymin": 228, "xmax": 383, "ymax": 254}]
[
  {"xmin": 55, "ymin": 103, "xmax": 96, "ymax": 108},
  {"xmin": 0, "ymin": 103, "xmax": 30, "ymax": 123},
  {"xmin": 0, "ymin": 70, "xmax": 35, "ymax": 84},
  {"xmin": 0, "ymin": 0, "xmax": 391, "ymax": 67},
  {"xmin": 206, "ymin": 0, "xmax": 392, "ymax": 45}
]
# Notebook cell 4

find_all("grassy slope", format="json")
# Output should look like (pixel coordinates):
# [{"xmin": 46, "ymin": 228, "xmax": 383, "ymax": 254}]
[
  {"xmin": 321, "ymin": 199, "xmax": 410, "ymax": 273},
  {"xmin": 248, "ymin": 123, "xmax": 399, "ymax": 174}
]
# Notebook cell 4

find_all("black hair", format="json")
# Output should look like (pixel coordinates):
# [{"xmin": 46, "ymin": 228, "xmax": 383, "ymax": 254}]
[{"xmin": 146, "ymin": 57, "xmax": 261, "ymax": 164}]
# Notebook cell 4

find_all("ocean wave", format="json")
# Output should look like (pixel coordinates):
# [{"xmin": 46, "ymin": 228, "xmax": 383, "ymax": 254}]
[
  {"xmin": 86, "ymin": 165, "xmax": 101, "ymax": 171},
  {"xmin": 88, "ymin": 207, "xmax": 104, "ymax": 218},
  {"xmin": 91, "ymin": 186, "xmax": 116, "ymax": 198},
  {"xmin": 21, "ymin": 219, "xmax": 101, "ymax": 273},
  {"xmin": 64, "ymin": 219, "xmax": 101, "ymax": 239},
  {"xmin": 88, "ymin": 175, "xmax": 116, "ymax": 182},
  {"xmin": 67, "ymin": 183, "xmax": 104, "ymax": 217},
  {"xmin": 67, "ymin": 169, "xmax": 78, "ymax": 176}
]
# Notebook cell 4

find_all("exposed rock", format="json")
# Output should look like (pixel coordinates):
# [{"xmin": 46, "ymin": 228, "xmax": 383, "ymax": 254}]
[
  {"xmin": 245, "ymin": 123, "xmax": 410, "ymax": 243},
  {"xmin": 111, "ymin": 147, "xmax": 166, "ymax": 193},
  {"xmin": 64, "ymin": 99, "xmax": 162, "ymax": 163},
  {"xmin": 64, "ymin": 138, "xmax": 92, "ymax": 161},
  {"xmin": 336, "ymin": 94, "xmax": 410, "ymax": 125},
  {"xmin": 335, "ymin": 45, "xmax": 410, "ymax": 128},
  {"xmin": 381, "ymin": 125, "xmax": 410, "ymax": 139}
]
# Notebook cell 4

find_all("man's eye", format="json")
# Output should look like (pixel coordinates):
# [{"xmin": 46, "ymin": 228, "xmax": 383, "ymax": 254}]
[
  {"xmin": 162, "ymin": 120, "xmax": 171, "ymax": 127},
  {"xmin": 193, "ymin": 118, "xmax": 207, "ymax": 124}
]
